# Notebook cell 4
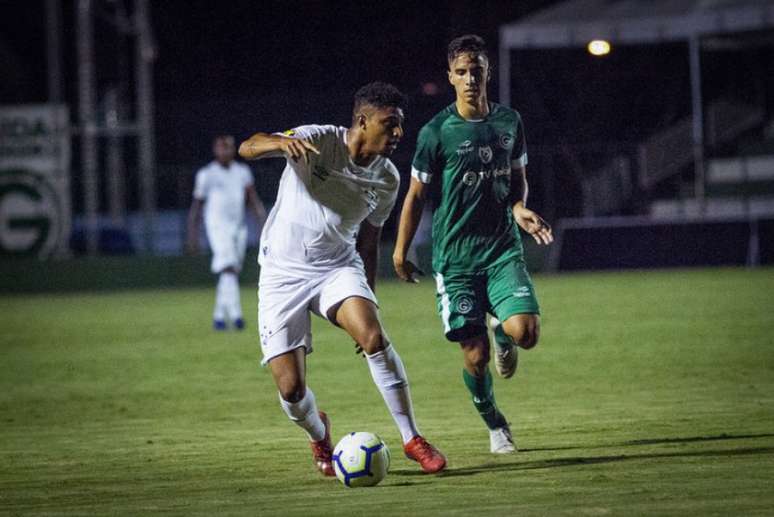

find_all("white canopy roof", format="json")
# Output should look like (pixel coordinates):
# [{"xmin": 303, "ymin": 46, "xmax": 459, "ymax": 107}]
[{"xmin": 499, "ymin": 0, "xmax": 774, "ymax": 49}]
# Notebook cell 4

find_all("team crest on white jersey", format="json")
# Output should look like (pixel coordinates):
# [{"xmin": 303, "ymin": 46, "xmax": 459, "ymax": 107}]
[
  {"xmin": 478, "ymin": 145, "xmax": 493, "ymax": 164},
  {"xmin": 456, "ymin": 140, "xmax": 474, "ymax": 155}
]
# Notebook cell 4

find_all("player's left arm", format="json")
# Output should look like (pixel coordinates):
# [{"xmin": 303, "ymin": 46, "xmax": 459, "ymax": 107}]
[
  {"xmin": 356, "ymin": 220, "xmax": 381, "ymax": 292},
  {"xmin": 511, "ymin": 166, "xmax": 553, "ymax": 245}
]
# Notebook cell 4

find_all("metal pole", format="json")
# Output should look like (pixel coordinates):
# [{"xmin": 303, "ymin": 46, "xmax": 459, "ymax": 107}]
[
  {"xmin": 498, "ymin": 31, "xmax": 511, "ymax": 107},
  {"xmin": 77, "ymin": 0, "xmax": 99, "ymax": 255},
  {"xmin": 45, "ymin": 0, "xmax": 63, "ymax": 103},
  {"xmin": 747, "ymin": 218, "xmax": 760, "ymax": 268},
  {"xmin": 689, "ymin": 35, "xmax": 705, "ymax": 215},
  {"xmin": 105, "ymin": 87, "xmax": 127, "ymax": 224},
  {"xmin": 135, "ymin": 0, "xmax": 157, "ymax": 253}
]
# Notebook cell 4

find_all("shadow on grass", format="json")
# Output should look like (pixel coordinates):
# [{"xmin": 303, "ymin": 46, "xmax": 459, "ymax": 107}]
[
  {"xmin": 521, "ymin": 432, "xmax": 774, "ymax": 453},
  {"xmin": 391, "ymin": 433, "xmax": 774, "ymax": 478},
  {"xmin": 385, "ymin": 480, "xmax": 434, "ymax": 488}
]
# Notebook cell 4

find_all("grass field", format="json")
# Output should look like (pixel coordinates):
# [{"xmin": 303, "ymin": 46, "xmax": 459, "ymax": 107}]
[{"xmin": 2, "ymin": 267, "xmax": 774, "ymax": 516}]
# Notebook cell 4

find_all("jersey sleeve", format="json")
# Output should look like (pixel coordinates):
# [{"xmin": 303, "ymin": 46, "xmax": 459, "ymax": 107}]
[
  {"xmin": 274, "ymin": 125, "xmax": 333, "ymax": 152},
  {"xmin": 366, "ymin": 163, "xmax": 400, "ymax": 227},
  {"xmin": 192, "ymin": 169, "xmax": 207, "ymax": 200},
  {"xmin": 275, "ymin": 124, "xmax": 335, "ymax": 181},
  {"xmin": 257, "ymin": 124, "xmax": 333, "ymax": 160},
  {"xmin": 411, "ymin": 124, "xmax": 441, "ymax": 184},
  {"xmin": 512, "ymin": 113, "xmax": 528, "ymax": 168}
]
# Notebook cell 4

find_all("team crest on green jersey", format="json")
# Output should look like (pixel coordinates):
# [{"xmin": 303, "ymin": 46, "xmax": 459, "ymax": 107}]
[
  {"xmin": 462, "ymin": 171, "xmax": 478, "ymax": 186},
  {"xmin": 499, "ymin": 133, "xmax": 514, "ymax": 150},
  {"xmin": 478, "ymin": 146, "xmax": 493, "ymax": 164},
  {"xmin": 457, "ymin": 295, "xmax": 474, "ymax": 314}
]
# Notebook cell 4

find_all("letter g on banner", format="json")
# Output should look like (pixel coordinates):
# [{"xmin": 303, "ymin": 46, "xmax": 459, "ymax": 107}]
[{"xmin": 0, "ymin": 169, "xmax": 62, "ymax": 257}]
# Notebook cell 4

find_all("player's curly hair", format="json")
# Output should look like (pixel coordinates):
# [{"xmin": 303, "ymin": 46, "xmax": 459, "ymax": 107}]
[
  {"xmin": 447, "ymin": 34, "xmax": 488, "ymax": 63},
  {"xmin": 352, "ymin": 82, "xmax": 407, "ymax": 118}
]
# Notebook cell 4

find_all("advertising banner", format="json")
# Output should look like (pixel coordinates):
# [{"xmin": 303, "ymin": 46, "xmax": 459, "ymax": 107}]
[{"xmin": 0, "ymin": 104, "xmax": 71, "ymax": 258}]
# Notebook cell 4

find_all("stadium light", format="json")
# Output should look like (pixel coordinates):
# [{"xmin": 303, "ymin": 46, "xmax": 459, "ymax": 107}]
[{"xmin": 587, "ymin": 39, "xmax": 611, "ymax": 56}]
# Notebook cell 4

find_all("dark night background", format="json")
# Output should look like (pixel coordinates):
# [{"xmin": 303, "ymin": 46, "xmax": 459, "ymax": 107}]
[{"xmin": 2, "ymin": 1, "xmax": 773, "ymax": 228}]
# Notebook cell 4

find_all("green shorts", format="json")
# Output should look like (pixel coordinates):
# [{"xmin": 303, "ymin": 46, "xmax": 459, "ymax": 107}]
[{"xmin": 434, "ymin": 258, "xmax": 540, "ymax": 342}]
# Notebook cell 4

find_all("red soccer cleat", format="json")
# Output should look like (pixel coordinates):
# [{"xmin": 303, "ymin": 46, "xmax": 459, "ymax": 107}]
[
  {"xmin": 403, "ymin": 435, "xmax": 447, "ymax": 474},
  {"xmin": 309, "ymin": 411, "xmax": 335, "ymax": 477}
]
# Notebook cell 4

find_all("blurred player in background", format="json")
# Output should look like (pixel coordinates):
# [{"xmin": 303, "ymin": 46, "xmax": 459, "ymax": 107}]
[
  {"xmin": 238, "ymin": 82, "xmax": 446, "ymax": 477},
  {"xmin": 187, "ymin": 135, "xmax": 267, "ymax": 331},
  {"xmin": 393, "ymin": 35, "xmax": 553, "ymax": 453}
]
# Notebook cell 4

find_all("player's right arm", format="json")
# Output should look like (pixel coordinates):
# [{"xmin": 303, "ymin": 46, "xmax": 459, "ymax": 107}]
[
  {"xmin": 393, "ymin": 122, "xmax": 440, "ymax": 282},
  {"xmin": 393, "ymin": 178, "xmax": 428, "ymax": 283},
  {"xmin": 186, "ymin": 198, "xmax": 203, "ymax": 254},
  {"xmin": 238, "ymin": 132, "xmax": 319, "ymax": 163},
  {"xmin": 186, "ymin": 169, "xmax": 207, "ymax": 254}
]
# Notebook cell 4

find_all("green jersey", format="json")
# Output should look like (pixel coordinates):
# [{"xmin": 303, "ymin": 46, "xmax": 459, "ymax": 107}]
[{"xmin": 412, "ymin": 102, "xmax": 528, "ymax": 274}]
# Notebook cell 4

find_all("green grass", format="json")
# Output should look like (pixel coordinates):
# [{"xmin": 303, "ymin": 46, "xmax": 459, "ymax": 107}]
[{"xmin": 1, "ymin": 267, "xmax": 774, "ymax": 516}]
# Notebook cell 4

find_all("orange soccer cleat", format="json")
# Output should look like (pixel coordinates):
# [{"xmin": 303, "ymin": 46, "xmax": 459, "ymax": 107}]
[{"xmin": 403, "ymin": 435, "xmax": 447, "ymax": 474}]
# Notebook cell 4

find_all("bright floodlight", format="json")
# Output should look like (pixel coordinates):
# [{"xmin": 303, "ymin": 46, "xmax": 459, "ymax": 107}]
[{"xmin": 587, "ymin": 40, "xmax": 611, "ymax": 56}]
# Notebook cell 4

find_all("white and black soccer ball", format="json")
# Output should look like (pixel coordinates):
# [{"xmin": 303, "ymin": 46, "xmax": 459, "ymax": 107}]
[{"xmin": 332, "ymin": 432, "xmax": 390, "ymax": 488}]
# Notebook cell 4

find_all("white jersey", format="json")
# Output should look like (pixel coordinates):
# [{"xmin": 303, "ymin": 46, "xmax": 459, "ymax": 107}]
[
  {"xmin": 193, "ymin": 160, "xmax": 254, "ymax": 233},
  {"xmin": 259, "ymin": 124, "xmax": 399, "ymax": 275}
]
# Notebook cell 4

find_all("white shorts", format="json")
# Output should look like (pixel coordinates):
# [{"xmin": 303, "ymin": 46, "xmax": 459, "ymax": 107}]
[
  {"xmin": 258, "ymin": 260, "xmax": 376, "ymax": 365},
  {"xmin": 207, "ymin": 224, "xmax": 247, "ymax": 274}
]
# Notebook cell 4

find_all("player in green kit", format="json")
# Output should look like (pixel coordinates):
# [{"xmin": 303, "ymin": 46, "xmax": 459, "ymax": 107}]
[{"xmin": 393, "ymin": 34, "xmax": 553, "ymax": 453}]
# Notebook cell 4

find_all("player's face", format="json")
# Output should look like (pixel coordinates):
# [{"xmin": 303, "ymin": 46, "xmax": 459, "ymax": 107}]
[
  {"xmin": 213, "ymin": 137, "xmax": 236, "ymax": 164},
  {"xmin": 448, "ymin": 52, "xmax": 490, "ymax": 104},
  {"xmin": 363, "ymin": 106, "xmax": 405, "ymax": 156}
]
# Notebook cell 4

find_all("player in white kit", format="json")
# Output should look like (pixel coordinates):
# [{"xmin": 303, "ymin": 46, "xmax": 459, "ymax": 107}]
[
  {"xmin": 187, "ymin": 135, "xmax": 266, "ymax": 330},
  {"xmin": 239, "ymin": 82, "xmax": 446, "ymax": 476}
]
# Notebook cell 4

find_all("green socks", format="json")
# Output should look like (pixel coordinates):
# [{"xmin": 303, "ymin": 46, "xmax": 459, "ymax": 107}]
[{"xmin": 462, "ymin": 368, "xmax": 507, "ymax": 430}]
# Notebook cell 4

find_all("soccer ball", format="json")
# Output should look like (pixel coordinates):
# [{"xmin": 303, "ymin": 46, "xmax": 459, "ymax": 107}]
[{"xmin": 332, "ymin": 432, "xmax": 390, "ymax": 488}]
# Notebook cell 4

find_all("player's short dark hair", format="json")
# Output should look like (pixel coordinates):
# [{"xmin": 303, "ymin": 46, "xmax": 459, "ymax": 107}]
[
  {"xmin": 352, "ymin": 82, "xmax": 407, "ymax": 117},
  {"xmin": 447, "ymin": 34, "xmax": 488, "ymax": 64},
  {"xmin": 213, "ymin": 134, "xmax": 234, "ymax": 144}
]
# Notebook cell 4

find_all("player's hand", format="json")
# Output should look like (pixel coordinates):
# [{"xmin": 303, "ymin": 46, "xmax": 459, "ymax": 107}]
[
  {"xmin": 280, "ymin": 137, "xmax": 320, "ymax": 164},
  {"xmin": 514, "ymin": 206, "xmax": 553, "ymax": 245},
  {"xmin": 393, "ymin": 256, "xmax": 425, "ymax": 283}
]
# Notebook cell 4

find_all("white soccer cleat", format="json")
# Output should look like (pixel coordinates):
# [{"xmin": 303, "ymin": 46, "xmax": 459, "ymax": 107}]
[
  {"xmin": 488, "ymin": 316, "xmax": 518, "ymax": 379},
  {"xmin": 489, "ymin": 426, "xmax": 516, "ymax": 454}
]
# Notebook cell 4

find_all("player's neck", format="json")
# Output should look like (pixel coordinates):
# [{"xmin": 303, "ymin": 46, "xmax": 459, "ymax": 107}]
[
  {"xmin": 216, "ymin": 159, "xmax": 232, "ymax": 167},
  {"xmin": 456, "ymin": 95, "xmax": 489, "ymax": 121},
  {"xmin": 346, "ymin": 129, "xmax": 377, "ymax": 167}
]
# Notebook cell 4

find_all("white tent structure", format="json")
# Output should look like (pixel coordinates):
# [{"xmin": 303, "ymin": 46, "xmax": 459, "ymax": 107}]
[{"xmin": 499, "ymin": 0, "xmax": 774, "ymax": 208}]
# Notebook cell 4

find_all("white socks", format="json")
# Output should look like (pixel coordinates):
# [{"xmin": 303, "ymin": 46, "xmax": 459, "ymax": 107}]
[
  {"xmin": 279, "ymin": 388, "xmax": 326, "ymax": 442},
  {"xmin": 214, "ymin": 272, "xmax": 242, "ymax": 322},
  {"xmin": 365, "ymin": 344, "xmax": 420, "ymax": 444},
  {"xmin": 278, "ymin": 346, "xmax": 420, "ymax": 445}
]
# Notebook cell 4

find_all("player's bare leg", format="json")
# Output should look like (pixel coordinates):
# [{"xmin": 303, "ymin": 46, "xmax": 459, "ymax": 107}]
[
  {"xmin": 460, "ymin": 336, "xmax": 515, "ymax": 453},
  {"xmin": 332, "ymin": 296, "xmax": 446, "ymax": 473},
  {"xmin": 501, "ymin": 313, "xmax": 540, "ymax": 350},
  {"xmin": 487, "ymin": 315, "xmax": 518, "ymax": 378},
  {"xmin": 269, "ymin": 348, "xmax": 334, "ymax": 476},
  {"xmin": 489, "ymin": 313, "xmax": 539, "ymax": 378}
]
